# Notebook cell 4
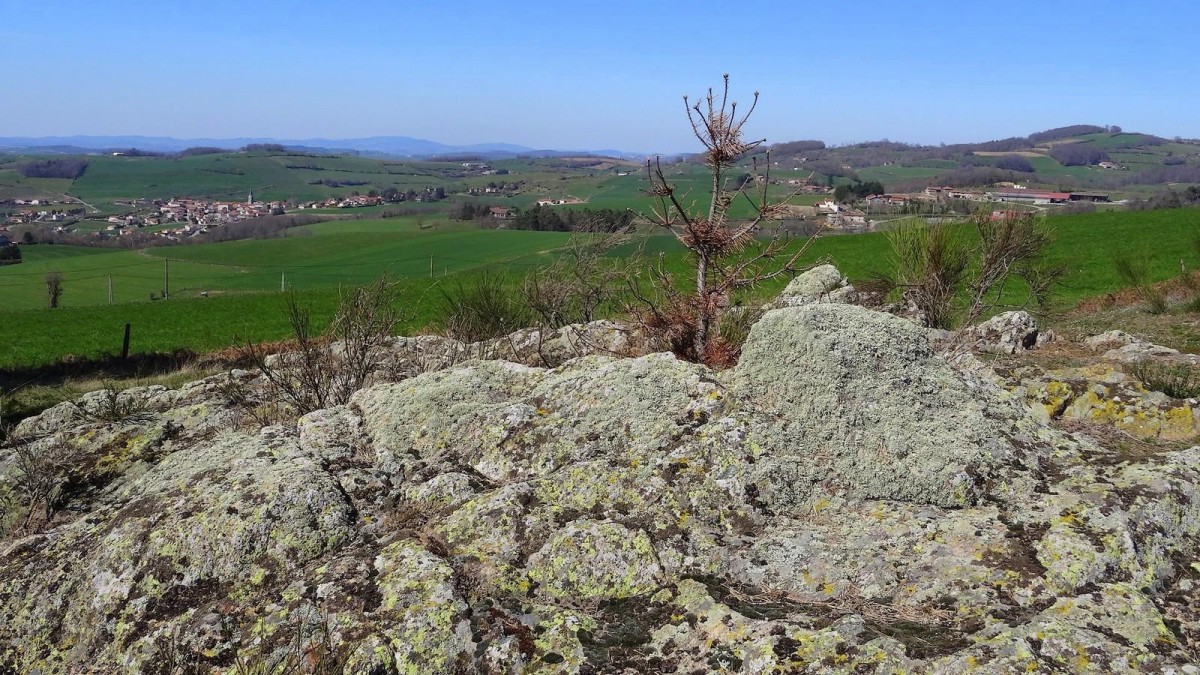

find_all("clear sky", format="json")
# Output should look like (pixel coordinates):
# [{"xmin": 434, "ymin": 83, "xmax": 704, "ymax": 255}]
[{"xmin": 3, "ymin": 0, "xmax": 1197, "ymax": 152}]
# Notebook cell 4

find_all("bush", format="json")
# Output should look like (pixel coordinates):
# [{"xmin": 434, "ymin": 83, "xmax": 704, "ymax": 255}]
[
  {"xmin": 7, "ymin": 434, "xmax": 82, "ymax": 534},
  {"xmin": 231, "ymin": 614, "xmax": 347, "ymax": 675},
  {"xmin": 238, "ymin": 276, "xmax": 399, "ymax": 418},
  {"xmin": 69, "ymin": 383, "xmax": 152, "ymax": 424},
  {"xmin": 438, "ymin": 270, "xmax": 533, "ymax": 343},
  {"xmin": 885, "ymin": 211, "xmax": 1061, "ymax": 330},
  {"xmin": 886, "ymin": 220, "xmax": 970, "ymax": 330},
  {"xmin": 1127, "ymin": 360, "xmax": 1200, "ymax": 399},
  {"xmin": 0, "ymin": 244, "xmax": 20, "ymax": 265},
  {"xmin": 1113, "ymin": 252, "xmax": 1167, "ymax": 314},
  {"xmin": 713, "ymin": 303, "xmax": 766, "ymax": 367},
  {"xmin": 522, "ymin": 232, "xmax": 634, "ymax": 329}
]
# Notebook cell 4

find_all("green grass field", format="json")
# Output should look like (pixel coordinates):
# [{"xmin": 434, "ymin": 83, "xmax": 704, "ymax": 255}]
[
  {"xmin": 858, "ymin": 165, "xmax": 947, "ymax": 185},
  {"xmin": 3, "ymin": 195, "xmax": 1200, "ymax": 369},
  {"xmin": 0, "ymin": 169, "xmax": 76, "ymax": 202},
  {"xmin": 0, "ymin": 222, "xmax": 573, "ymax": 311}
]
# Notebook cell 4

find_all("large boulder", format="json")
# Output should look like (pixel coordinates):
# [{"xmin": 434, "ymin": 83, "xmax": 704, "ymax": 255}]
[
  {"xmin": 768, "ymin": 263, "xmax": 856, "ymax": 309},
  {"xmin": 3, "ymin": 302, "xmax": 1200, "ymax": 672},
  {"xmin": 730, "ymin": 303, "xmax": 1041, "ymax": 508}
]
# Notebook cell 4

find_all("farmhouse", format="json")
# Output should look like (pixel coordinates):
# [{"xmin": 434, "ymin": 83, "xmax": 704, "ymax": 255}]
[
  {"xmin": 991, "ymin": 189, "xmax": 1071, "ymax": 205},
  {"xmin": 535, "ymin": 197, "xmax": 585, "ymax": 207},
  {"xmin": 864, "ymin": 194, "xmax": 911, "ymax": 206},
  {"xmin": 826, "ymin": 209, "xmax": 867, "ymax": 228}
]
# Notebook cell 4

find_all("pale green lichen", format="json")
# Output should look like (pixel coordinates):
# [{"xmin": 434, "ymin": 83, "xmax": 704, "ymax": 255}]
[{"xmin": 527, "ymin": 520, "xmax": 663, "ymax": 600}]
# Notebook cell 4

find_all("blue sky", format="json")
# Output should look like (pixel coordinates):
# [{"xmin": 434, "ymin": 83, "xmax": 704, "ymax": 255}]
[{"xmin": 2, "ymin": 0, "xmax": 1197, "ymax": 152}]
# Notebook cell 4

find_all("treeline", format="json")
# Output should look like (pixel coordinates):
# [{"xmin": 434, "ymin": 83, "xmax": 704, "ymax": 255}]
[
  {"xmin": 243, "ymin": 143, "xmax": 287, "ymax": 153},
  {"xmin": 833, "ymin": 180, "xmax": 885, "ymax": 203},
  {"xmin": 767, "ymin": 124, "xmax": 1159, "ymax": 173},
  {"xmin": 0, "ymin": 244, "xmax": 20, "ymax": 264},
  {"xmin": 449, "ymin": 202, "xmax": 501, "ymax": 221},
  {"xmin": 1027, "ymin": 125, "xmax": 1108, "ymax": 142},
  {"xmin": 106, "ymin": 148, "xmax": 166, "ymax": 157},
  {"xmin": 889, "ymin": 167, "xmax": 1037, "ymax": 193},
  {"xmin": 1048, "ymin": 144, "xmax": 1111, "ymax": 166},
  {"xmin": 964, "ymin": 155, "xmax": 1035, "ymax": 172},
  {"xmin": 15, "ymin": 158, "xmax": 90, "ymax": 179},
  {"xmin": 1127, "ymin": 186, "xmax": 1200, "ymax": 211},
  {"xmin": 180, "ymin": 146, "xmax": 227, "ymax": 156},
  {"xmin": 197, "ymin": 214, "xmax": 323, "ymax": 243},
  {"xmin": 509, "ymin": 206, "xmax": 634, "ymax": 232},
  {"xmin": 768, "ymin": 140, "xmax": 826, "ymax": 155},
  {"xmin": 456, "ymin": 204, "xmax": 635, "ymax": 232},
  {"xmin": 309, "ymin": 179, "xmax": 370, "ymax": 187},
  {"xmin": 1122, "ymin": 165, "xmax": 1200, "ymax": 186}
]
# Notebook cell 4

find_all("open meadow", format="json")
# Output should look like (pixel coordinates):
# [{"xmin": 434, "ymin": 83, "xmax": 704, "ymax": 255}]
[{"xmin": 3, "ymin": 207, "xmax": 1200, "ymax": 369}]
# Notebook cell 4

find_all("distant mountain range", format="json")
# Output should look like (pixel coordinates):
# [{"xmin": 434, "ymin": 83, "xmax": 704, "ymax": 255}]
[{"xmin": 0, "ymin": 135, "xmax": 647, "ymax": 160}]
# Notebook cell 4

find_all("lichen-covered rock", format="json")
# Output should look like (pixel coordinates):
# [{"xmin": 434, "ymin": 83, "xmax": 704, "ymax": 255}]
[
  {"xmin": 0, "ymin": 432, "xmax": 357, "ymax": 672},
  {"xmin": 1087, "ymin": 330, "xmax": 1200, "ymax": 366},
  {"xmin": 4, "ymin": 302, "xmax": 1200, "ymax": 672},
  {"xmin": 965, "ymin": 310, "xmax": 1045, "ymax": 354},
  {"xmin": 769, "ymin": 263, "xmax": 856, "ymax": 308},
  {"xmin": 527, "ymin": 520, "xmax": 662, "ymax": 600},
  {"xmin": 373, "ymin": 540, "xmax": 472, "ymax": 673},
  {"xmin": 730, "ymin": 303, "xmax": 1034, "ymax": 508},
  {"xmin": 1008, "ymin": 363, "xmax": 1199, "ymax": 440}
]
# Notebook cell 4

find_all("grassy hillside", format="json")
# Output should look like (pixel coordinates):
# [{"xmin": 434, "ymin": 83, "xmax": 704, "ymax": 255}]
[
  {"xmin": 4, "ymin": 208, "xmax": 1200, "ymax": 369},
  {"xmin": 0, "ymin": 220, "xmax": 572, "ymax": 311},
  {"xmin": 769, "ymin": 128, "xmax": 1200, "ymax": 195}
]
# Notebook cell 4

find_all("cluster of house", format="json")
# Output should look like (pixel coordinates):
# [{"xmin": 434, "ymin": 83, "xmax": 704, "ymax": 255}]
[
  {"xmin": 535, "ymin": 197, "xmax": 586, "ymax": 207},
  {"xmin": 817, "ymin": 200, "xmax": 868, "ymax": 228},
  {"xmin": 2, "ymin": 198, "xmax": 84, "ymax": 225},
  {"xmin": 6, "ymin": 208, "xmax": 76, "ymax": 225},
  {"xmin": 294, "ymin": 195, "xmax": 383, "ymax": 209},
  {"xmin": 459, "ymin": 162, "xmax": 507, "ymax": 176},
  {"xmin": 98, "ymin": 194, "xmax": 286, "ymax": 238},
  {"xmin": 466, "ymin": 181, "xmax": 523, "ymax": 197},
  {"xmin": 3, "ymin": 198, "xmax": 54, "ymax": 207},
  {"xmin": 921, "ymin": 185, "xmax": 1110, "ymax": 204},
  {"xmin": 783, "ymin": 178, "xmax": 834, "ymax": 194}
]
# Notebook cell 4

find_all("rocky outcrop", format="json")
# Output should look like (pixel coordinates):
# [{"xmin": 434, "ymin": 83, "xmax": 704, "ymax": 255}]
[
  {"xmin": 964, "ymin": 310, "xmax": 1049, "ymax": 354},
  {"xmin": 1086, "ymin": 330, "xmax": 1200, "ymax": 366},
  {"xmin": 2, "ymin": 302, "xmax": 1200, "ymax": 672},
  {"xmin": 1009, "ymin": 362, "xmax": 1200, "ymax": 440},
  {"xmin": 767, "ymin": 264, "xmax": 856, "ymax": 309}
]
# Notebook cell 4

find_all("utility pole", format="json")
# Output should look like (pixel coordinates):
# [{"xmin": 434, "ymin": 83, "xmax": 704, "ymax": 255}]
[
  {"xmin": 163, "ymin": 259, "xmax": 170, "ymax": 298},
  {"xmin": 107, "ymin": 275, "xmax": 113, "ymax": 305},
  {"xmin": 430, "ymin": 255, "xmax": 434, "ymax": 278},
  {"xmin": 281, "ymin": 271, "xmax": 286, "ymax": 292}
]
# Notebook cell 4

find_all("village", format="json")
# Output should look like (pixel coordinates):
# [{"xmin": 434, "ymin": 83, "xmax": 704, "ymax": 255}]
[
  {"xmin": 773, "ymin": 178, "xmax": 1112, "ymax": 230},
  {"xmin": 92, "ymin": 193, "xmax": 288, "ymax": 240}
]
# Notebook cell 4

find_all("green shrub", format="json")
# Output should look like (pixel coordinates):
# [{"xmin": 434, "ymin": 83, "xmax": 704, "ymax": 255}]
[
  {"xmin": 886, "ymin": 219, "xmax": 970, "ymax": 330},
  {"xmin": 438, "ymin": 270, "xmax": 533, "ymax": 343},
  {"xmin": 1113, "ymin": 251, "xmax": 1167, "ymax": 314},
  {"xmin": 1127, "ymin": 359, "xmax": 1200, "ymax": 399}
]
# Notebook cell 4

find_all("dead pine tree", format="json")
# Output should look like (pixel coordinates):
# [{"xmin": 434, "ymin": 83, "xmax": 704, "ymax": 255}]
[{"xmin": 636, "ymin": 74, "xmax": 818, "ymax": 366}]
